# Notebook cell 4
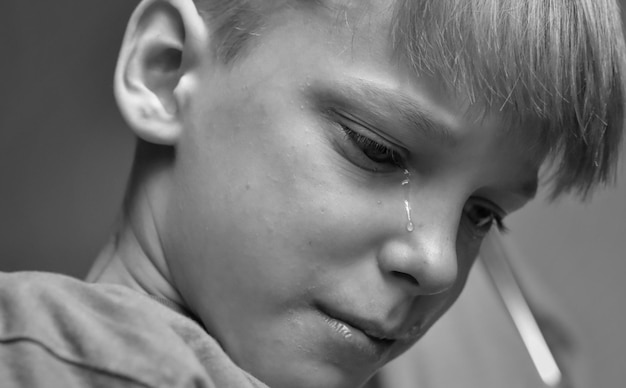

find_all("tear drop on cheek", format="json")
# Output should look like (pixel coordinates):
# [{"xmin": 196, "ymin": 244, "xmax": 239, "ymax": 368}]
[
  {"xmin": 404, "ymin": 199, "xmax": 414, "ymax": 232},
  {"xmin": 402, "ymin": 169, "xmax": 414, "ymax": 233}
]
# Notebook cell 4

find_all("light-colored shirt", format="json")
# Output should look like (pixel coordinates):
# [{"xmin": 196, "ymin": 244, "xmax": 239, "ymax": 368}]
[{"xmin": 0, "ymin": 271, "xmax": 269, "ymax": 388}]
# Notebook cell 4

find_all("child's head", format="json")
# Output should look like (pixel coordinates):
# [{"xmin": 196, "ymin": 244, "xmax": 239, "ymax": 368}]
[{"xmin": 111, "ymin": 0, "xmax": 625, "ymax": 387}]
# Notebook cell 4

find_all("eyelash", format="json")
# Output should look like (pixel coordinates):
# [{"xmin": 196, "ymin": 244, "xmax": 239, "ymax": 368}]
[
  {"xmin": 494, "ymin": 216, "xmax": 508, "ymax": 233},
  {"xmin": 339, "ymin": 124, "xmax": 405, "ymax": 170}
]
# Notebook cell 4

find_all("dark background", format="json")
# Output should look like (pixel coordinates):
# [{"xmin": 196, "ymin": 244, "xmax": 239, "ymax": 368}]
[
  {"xmin": 0, "ymin": 0, "xmax": 137, "ymax": 277},
  {"xmin": 1, "ymin": 1, "xmax": 625, "ymax": 387}
]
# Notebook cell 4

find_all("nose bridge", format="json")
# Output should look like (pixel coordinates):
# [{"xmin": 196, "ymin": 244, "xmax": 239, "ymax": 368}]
[{"xmin": 378, "ymin": 192, "xmax": 460, "ymax": 296}]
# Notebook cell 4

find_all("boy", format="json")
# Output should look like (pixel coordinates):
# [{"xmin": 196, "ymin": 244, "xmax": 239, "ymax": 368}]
[{"xmin": 1, "ymin": 0, "xmax": 624, "ymax": 387}]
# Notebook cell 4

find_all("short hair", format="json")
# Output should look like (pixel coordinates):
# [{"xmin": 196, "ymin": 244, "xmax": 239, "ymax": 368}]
[{"xmin": 193, "ymin": 0, "xmax": 626, "ymax": 199}]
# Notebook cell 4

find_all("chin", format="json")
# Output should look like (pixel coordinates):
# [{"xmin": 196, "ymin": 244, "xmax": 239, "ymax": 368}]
[{"xmin": 250, "ymin": 359, "xmax": 374, "ymax": 388}]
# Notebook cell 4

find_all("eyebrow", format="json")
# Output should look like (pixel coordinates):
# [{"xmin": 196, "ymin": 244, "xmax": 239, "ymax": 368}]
[{"xmin": 309, "ymin": 80, "xmax": 459, "ymax": 148}]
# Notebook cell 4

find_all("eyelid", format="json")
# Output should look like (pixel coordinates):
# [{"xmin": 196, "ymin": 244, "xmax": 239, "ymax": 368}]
[
  {"xmin": 331, "ymin": 110, "xmax": 410, "ymax": 161},
  {"xmin": 467, "ymin": 197, "xmax": 509, "ymax": 233},
  {"xmin": 469, "ymin": 197, "xmax": 507, "ymax": 217}
]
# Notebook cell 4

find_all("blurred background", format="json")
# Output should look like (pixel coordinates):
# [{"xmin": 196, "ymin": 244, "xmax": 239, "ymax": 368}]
[{"xmin": 1, "ymin": 1, "xmax": 624, "ymax": 387}]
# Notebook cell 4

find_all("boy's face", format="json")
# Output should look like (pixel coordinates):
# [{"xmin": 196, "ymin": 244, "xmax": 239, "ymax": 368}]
[{"xmin": 160, "ymin": 1, "xmax": 539, "ymax": 387}]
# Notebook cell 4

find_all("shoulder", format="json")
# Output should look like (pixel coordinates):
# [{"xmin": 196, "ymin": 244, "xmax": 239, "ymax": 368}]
[{"xmin": 0, "ymin": 271, "xmax": 219, "ymax": 388}]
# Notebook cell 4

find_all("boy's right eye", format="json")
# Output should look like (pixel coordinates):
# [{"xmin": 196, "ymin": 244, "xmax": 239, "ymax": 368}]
[{"xmin": 338, "ymin": 123, "xmax": 406, "ymax": 173}]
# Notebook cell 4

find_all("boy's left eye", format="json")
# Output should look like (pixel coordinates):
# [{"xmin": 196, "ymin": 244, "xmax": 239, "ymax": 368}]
[{"xmin": 463, "ymin": 199, "xmax": 508, "ymax": 238}]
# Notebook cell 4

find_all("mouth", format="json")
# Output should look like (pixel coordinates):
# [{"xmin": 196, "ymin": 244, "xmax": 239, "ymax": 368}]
[
  {"xmin": 315, "ymin": 303, "xmax": 422, "ymax": 365},
  {"xmin": 318, "ymin": 311, "xmax": 394, "ymax": 364},
  {"xmin": 323, "ymin": 302, "xmax": 424, "ymax": 338},
  {"xmin": 325, "ymin": 312, "xmax": 395, "ymax": 343}
]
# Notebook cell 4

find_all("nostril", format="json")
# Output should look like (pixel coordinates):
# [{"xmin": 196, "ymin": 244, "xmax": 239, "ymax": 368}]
[{"xmin": 391, "ymin": 271, "xmax": 419, "ymax": 287}]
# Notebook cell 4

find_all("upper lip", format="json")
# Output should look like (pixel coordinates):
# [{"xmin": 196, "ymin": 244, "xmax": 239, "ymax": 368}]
[{"xmin": 320, "ymin": 303, "xmax": 422, "ymax": 342}]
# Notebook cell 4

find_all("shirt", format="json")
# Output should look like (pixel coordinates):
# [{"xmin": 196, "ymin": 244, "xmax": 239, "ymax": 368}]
[{"xmin": 0, "ymin": 271, "xmax": 269, "ymax": 388}]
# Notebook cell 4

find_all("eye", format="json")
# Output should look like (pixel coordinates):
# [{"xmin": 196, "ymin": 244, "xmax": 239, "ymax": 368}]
[
  {"xmin": 463, "ymin": 199, "xmax": 508, "ymax": 238},
  {"xmin": 339, "ymin": 124, "xmax": 405, "ymax": 172}
]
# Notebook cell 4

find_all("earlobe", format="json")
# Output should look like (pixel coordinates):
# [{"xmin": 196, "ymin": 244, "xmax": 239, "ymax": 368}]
[{"xmin": 114, "ymin": 0, "xmax": 208, "ymax": 145}]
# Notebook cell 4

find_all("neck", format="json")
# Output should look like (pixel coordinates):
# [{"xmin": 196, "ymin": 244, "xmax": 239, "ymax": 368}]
[{"xmin": 86, "ymin": 152, "xmax": 184, "ymax": 307}]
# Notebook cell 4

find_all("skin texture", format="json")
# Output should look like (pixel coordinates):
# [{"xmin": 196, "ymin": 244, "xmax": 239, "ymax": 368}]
[{"xmin": 91, "ymin": 0, "xmax": 541, "ymax": 387}]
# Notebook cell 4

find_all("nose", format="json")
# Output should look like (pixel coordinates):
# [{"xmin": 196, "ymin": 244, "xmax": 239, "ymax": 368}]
[{"xmin": 376, "ymin": 218, "xmax": 458, "ymax": 296}]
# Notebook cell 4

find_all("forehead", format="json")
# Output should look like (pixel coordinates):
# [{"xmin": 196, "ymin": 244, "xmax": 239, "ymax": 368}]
[
  {"xmin": 280, "ymin": 1, "xmax": 546, "ymax": 128},
  {"xmin": 264, "ymin": 0, "xmax": 396, "ymax": 42},
  {"xmin": 269, "ymin": 0, "xmax": 545, "ymax": 109}
]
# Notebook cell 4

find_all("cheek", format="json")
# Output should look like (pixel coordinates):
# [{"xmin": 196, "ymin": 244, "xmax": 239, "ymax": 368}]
[
  {"xmin": 162, "ymin": 112, "xmax": 348, "ymax": 290},
  {"xmin": 451, "ymin": 233, "xmax": 482, "ymax": 296}
]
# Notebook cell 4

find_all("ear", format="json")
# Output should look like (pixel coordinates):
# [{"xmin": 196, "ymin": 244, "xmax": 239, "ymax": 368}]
[{"xmin": 114, "ymin": 0, "xmax": 209, "ymax": 145}]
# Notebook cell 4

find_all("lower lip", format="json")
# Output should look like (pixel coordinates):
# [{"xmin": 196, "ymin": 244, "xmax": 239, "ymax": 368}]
[{"xmin": 317, "ymin": 310, "xmax": 393, "ymax": 366}]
